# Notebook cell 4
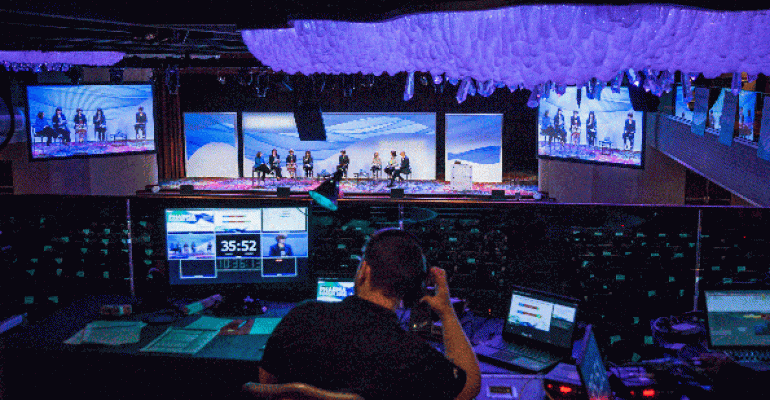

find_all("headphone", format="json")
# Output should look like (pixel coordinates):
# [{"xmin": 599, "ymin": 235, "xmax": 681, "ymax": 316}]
[{"xmin": 361, "ymin": 228, "xmax": 428, "ymax": 308}]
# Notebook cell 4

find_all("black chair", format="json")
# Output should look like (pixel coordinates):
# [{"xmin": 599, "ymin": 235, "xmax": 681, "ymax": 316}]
[{"xmin": 242, "ymin": 382, "xmax": 364, "ymax": 400}]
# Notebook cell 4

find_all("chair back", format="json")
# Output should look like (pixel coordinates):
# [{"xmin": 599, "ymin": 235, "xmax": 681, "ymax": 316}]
[{"xmin": 242, "ymin": 382, "xmax": 364, "ymax": 400}]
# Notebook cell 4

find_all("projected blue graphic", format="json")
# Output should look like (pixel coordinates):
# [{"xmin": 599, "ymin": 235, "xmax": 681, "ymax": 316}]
[
  {"xmin": 27, "ymin": 85, "xmax": 155, "ymax": 160},
  {"xmin": 445, "ymin": 114, "xmax": 503, "ymax": 182},
  {"xmin": 675, "ymin": 85, "xmax": 694, "ymax": 122},
  {"xmin": 243, "ymin": 112, "xmax": 436, "ymax": 180},
  {"xmin": 738, "ymin": 91, "xmax": 757, "ymax": 141},
  {"xmin": 709, "ymin": 89, "xmax": 726, "ymax": 132},
  {"xmin": 184, "ymin": 113, "xmax": 238, "ymax": 177}
]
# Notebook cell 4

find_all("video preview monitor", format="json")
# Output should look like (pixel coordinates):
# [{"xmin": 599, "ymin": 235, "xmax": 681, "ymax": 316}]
[
  {"xmin": 165, "ymin": 207, "xmax": 309, "ymax": 287},
  {"xmin": 26, "ymin": 84, "xmax": 155, "ymax": 160},
  {"xmin": 537, "ymin": 86, "xmax": 644, "ymax": 168}
]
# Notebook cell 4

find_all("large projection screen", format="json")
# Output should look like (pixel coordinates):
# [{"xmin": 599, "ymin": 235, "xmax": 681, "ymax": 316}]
[
  {"xmin": 242, "ymin": 112, "xmax": 436, "ymax": 180},
  {"xmin": 184, "ymin": 112, "xmax": 238, "ymax": 178},
  {"xmin": 445, "ymin": 114, "xmax": 503, "ymax": 183}
]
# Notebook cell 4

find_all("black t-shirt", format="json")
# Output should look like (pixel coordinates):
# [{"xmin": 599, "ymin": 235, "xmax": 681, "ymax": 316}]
[{"xmin": 260, "ymin": 296, "xmax": 467, "ymax": 400}]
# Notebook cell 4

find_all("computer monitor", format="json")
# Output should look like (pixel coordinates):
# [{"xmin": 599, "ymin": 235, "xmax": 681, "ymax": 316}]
[
  {"xmin": 316, "ymin": 277, "xmax": 355, "ymax": 303},
  {"xmin": 576, "ymin": 325, "xmax": 614, "ymax": 400},
  {"xmin": 164, "ymin": 206, "xmax": 310, "ymax": 292},
  {"xmin": 705, "ymin": 289, "xmax": 770, "ymax": 348}
]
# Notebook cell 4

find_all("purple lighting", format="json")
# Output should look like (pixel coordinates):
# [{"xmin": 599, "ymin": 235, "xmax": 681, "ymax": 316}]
[{"xmin": 241, "ymin": 5, "xmax": 770, "ymax": 95}]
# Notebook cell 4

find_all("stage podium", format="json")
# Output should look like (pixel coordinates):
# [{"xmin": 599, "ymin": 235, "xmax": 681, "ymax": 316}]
[{"xmin": 450, "ymin": 163, "xmax": 472, "ymax": 191}]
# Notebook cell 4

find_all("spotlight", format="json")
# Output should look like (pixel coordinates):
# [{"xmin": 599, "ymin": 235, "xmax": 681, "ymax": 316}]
[
  {"xmin": 542, "ymin": 81, "xmax": 552, "ymax": 99},
  {"xmin": 309, "ymin": 170, "xmax": 343, "ymax": 211},
  {"xmin": 682, "ymin": 72, "xmax": 694, "ymax": 103},
  {"xmin": 432, "ymin": 72, "xmax": 443, "ymax": 85},
  {"xmin": 419, "ymin": 74, "xmax": 429, "ymax": 86},
  {"xmin": 217, "ymin": 75, "xmax": 226, "ymax": 85}
]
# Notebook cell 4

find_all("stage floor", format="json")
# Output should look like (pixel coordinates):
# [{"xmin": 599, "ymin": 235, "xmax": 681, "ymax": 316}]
[{"xmin": 154, "ymin": 176, "xmax": 540, "ymax": 199}]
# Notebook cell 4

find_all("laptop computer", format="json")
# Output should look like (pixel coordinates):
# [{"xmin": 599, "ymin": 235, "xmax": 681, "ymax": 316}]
[
  {"xmin": 576, "ymin": 325, "xmax": 614, "ymax": 400},
  {"xmin": 475, "ymin": 286, "xmax": 579, "ymax": 372},
  {"xmin": 316, "ymin": 277, "xmax": 355, "ymax": 303},
  {"xmin": 704, "ymin": 289, "xmax": 770, "ymax": 360}
]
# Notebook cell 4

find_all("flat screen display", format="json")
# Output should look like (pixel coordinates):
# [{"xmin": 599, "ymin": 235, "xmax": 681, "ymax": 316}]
[
  {"xmin": 165, "ymin": 207, "xmax": 309, "ymax": 286},
  {"xmin": 537, "ymin": 87, "xmax": 644, "ymax": 168},
  {"xmin": 445, "ymin": 114, "xmax": 503, "ymax": 183},
  {"xmin": 316, "ymin": 278, "xmax": 355, "ymax": 303},
  {"xmin": 705, "ymin": 290, "xmax": 770, "ymax": 347},
  {"xmin": 503, "ymin": 287, "xmax": 578, "ymax": 350},
  {"xmin": 26, "ymin": 84, "xmax": 155, "ymax": 160}
]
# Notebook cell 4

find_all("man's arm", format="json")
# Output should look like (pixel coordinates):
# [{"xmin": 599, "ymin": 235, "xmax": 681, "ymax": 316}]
[{"xmin": 421, "ymin": 267, "xmax": 481, "ymax": 400}]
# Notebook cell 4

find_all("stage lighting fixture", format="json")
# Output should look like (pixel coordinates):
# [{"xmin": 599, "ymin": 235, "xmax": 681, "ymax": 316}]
[
  {"xmin": 218, "ymin": 75, "xmax": 226, "ymax": 85},
  {"xmin": 627, "ymin": 68, "xmax": 641, "ymax": 87},
  {"xmin": 309, "ymin": 170, "xmax": 343, "ymax": 211},
  {"xmin": 180, "ymin": 184, "xmax": 194, "ymax": 194},
  {"xmin": 390, "ymin": 188, "xmax": 405, "ymax": 199}
]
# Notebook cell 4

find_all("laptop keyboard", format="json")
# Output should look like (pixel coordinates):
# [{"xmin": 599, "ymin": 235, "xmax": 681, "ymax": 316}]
[
  {"xmin": 489, "ymin": 342, "xmax": 554, "ymax": 362},
  {"xmin": 723, "ymin": 349, "xmax": 770, "ymax": 362}
]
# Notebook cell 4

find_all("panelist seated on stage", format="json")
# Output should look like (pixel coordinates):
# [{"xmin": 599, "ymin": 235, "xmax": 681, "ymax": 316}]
[
  {"xmin": 269, "ymin": 149, "xmax": 283, "ymax": 180},
  {"xmin": 384, "ymin": 150, "xmax": 398, "ymax": 179},
  {"xmin": 337, "ymin": 150, "xmax": 350, "ymax": 178},
  {"xmin": 259, "ymin": 228, "xmax": 481, "ymax": 400},
  {"xmin": 303, "ymin": 150, "xmax": 313, "ymax": 178},
  {"xmin": 388, "ymin": 151, "xmax": 411, "ymax": 186}
]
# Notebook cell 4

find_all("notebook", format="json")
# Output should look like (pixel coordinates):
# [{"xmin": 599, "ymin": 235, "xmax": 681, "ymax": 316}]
[
  {"xmin": 704, "ymin": 289, "xmax": 770, "ymax": 360},
  {"xmin": 475, "ymin": 286, "xmax": 579, "ymax": 372},
  {"xmin": 576, "ymin": 325, "xmax": 614, "ymax": 400},
  {"xmin": 316, "ymin": 277, "xmax": 355, "ymax": 303}
]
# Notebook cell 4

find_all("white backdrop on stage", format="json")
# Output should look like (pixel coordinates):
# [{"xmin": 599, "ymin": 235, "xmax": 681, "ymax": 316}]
[
  {"xmin": 445, "ymin": 114, "xmax": 503, "ymax": 183},
  {"xmin": 184, "ymin": 112, "xmax": 238, "ymax": 178},
  {"xmin": 243, "ymin": 112, "xmax": 436, "ymax": 180}
]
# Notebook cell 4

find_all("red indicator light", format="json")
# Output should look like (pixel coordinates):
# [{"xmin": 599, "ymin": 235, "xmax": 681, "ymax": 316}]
[
  {"xmin": 559, "ymin": 386, "xmax": 573, "ymax": 394},
  {"xmin": 642, "ymin": 388, "xmax": 656, "ymax": 397}
]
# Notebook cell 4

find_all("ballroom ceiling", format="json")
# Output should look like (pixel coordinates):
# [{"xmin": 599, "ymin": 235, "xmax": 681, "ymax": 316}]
[{"xmin": 0, "ymin": 1, "xmax": 765, "ymax": 68}]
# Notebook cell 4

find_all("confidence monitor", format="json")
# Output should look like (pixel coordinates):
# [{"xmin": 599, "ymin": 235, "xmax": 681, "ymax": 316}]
[{"xmin": 165, "ymin": 206, "xmax": 310, "ymax": 291}]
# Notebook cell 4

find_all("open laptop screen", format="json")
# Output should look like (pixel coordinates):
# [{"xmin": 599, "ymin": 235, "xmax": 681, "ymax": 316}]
[
  {"xmin": 503, "ymin": 286, "xmax": 579, "ymax": 349},
  {"xmin": 705, "ymin": 290, "xmax": 770, "ymax": 347},
  {"xmin": 316, "ymin": 278, "xmax": 355, "ymax": 303},
  {"xmin": 576, "ymin": 325, "xmax": 613, "ymax": 400}
]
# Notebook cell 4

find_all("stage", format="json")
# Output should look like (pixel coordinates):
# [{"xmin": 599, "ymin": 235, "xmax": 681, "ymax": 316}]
[{"xmin": 142, "ymin": 174, "xmax": 541, "ymax": 201}]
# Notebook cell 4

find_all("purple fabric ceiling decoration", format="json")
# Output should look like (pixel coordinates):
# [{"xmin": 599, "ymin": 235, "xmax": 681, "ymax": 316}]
[
  {"xmin": 0, "ymin": 51, "xmax": 124, "ymax": 66},
  {"xmin": 682, "ymin": 72, "xmax": 694, "ymax": 103},
  {"xmin": 731, "ymin": 72, "xmax": 742, "ymax": 95},
  {"xmin": 242, "ymin": 5, "xmax": 770, "ymax": 98},
  {"xmin": 456, "ymin": 77, "xmax": 472, "ymax": 103}
]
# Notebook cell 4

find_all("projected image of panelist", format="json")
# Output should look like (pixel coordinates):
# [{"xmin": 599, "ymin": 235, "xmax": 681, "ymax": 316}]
[
  {"xmin": 33, "ymin": 112, "xmax": 56, "ymax": 146},
  {"xmin": 541, "ymin": 110, "xmax": 555, "ymax": 144},
  {"xmin": 554, "ymin": 108, "xmax": 567, "ymax": 144},
  {"xmin": 52, "ymin": 107, "xmax": 71, "ymax": 144},
  {"xmin": 74, "ymin": 108, "xmax": 88, "ymax": 143},
  {"xmin": 570, "ymin": 110, "xmax": 581, "ymax": 146},
  {"xmin": 586, "ymin": 111, "xmax": 597, "ymax": 147},
  {"xmin": 93, "ymin": 109, "xmax": 107, "ymax": 141},
  {"xmin": 623, "ymin": 112, "xmax": 636, "ymax": 150},
  {"xmin": 135, "ymin": 106, "xmax": 147, "ymax": 139}
]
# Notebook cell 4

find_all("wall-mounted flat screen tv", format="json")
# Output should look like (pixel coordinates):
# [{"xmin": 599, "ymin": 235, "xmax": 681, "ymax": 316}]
[
  {"xmin": 26, "ymin": 84, "xmax": 155, "ymax": 160},
  {"xmin": 537, "ymin": 87, "xmax": 644, "ymax": 168}
]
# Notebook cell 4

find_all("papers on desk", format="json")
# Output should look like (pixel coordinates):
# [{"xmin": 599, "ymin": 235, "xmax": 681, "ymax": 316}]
[
  {"xmin": 140, "ymin": 327, "xmax": 219, "ymax": 354},
  {"xmin": 64, "ymin": 321, "xmax": 147, "ymax": 346}
]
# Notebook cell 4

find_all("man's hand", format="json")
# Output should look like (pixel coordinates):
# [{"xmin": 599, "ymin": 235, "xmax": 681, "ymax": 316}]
[{"xmin": 420, "ymin": 267, "xmax": 455, "ymax": 319}]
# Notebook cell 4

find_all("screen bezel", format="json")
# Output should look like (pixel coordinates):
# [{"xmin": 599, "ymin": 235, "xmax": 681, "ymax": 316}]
[{"xmin": 24, "ymin": 82, "xmax": 158, "ymax": 162}]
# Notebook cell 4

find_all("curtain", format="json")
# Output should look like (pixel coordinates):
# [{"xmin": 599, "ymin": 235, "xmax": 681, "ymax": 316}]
[{"xmin": 154, "ymin": 71, "xmax": 185, "ymax": 180}]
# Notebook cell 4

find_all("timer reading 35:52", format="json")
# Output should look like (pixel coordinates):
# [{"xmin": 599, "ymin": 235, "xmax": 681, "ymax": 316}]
[{"xmin": 216, "ymin": 234, "xmax": 260, "ymax": 257}]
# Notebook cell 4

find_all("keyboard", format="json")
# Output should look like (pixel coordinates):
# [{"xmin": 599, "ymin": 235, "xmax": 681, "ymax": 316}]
[
  {"xmin": 489, "ymin": 342, "xmax": 554, "ymax": 363},
  {"xmin": 723, "ymin": 349, "xmax": 770, "ymax": 362}
]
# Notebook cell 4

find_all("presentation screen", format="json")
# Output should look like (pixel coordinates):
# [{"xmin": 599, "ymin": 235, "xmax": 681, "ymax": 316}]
[
  {"xmin": 445, "ymin": 114, "xmax": 503, "ymax": 183},
  {"xmin": 674, "ymin": 84, "xmax": 694, "ymax": 123},
  {"xmin": 242, "ymin": 112, "xmax": 436, "ymax": 180},
  {"xmin": 184, "ymin": 112, "xmax": 238, "ymax": 177},
  {"xmin": 26, "ymin": 84, "xmax": 155, "ymax": 160},
  {"xmin": 738, "ymin": 90, "xmax": 758, "ymax": 141},
  {"xmin": 537, "ymin": 87, "xmax": 644, "ymax": 168},
  {"xmin": 165, "ymin": 206, "xmax": 309, "ymax": 286}
]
